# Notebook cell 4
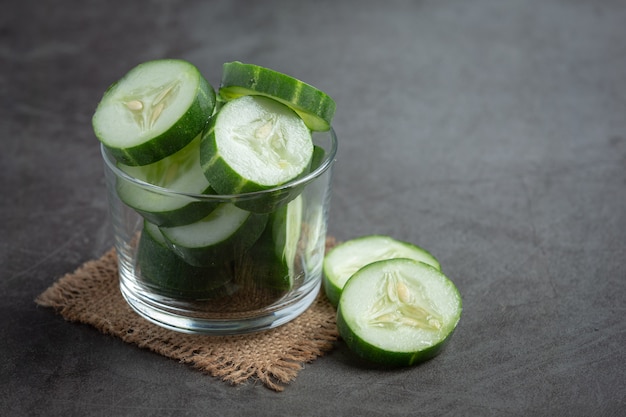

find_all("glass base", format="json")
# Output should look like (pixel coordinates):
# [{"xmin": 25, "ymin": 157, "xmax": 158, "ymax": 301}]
[{"xmin": 119, "ymin": 276, "xmax": 321, "ymax": 335}]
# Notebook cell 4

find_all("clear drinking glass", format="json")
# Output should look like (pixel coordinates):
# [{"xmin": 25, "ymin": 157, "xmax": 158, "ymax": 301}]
[{"xmin": 101, "ymin": 129, "xmax": 337, "ymax": 334}]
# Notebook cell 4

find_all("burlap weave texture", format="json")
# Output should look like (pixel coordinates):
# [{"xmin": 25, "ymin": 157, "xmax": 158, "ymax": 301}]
[{"xmin": 36, "ymin": 239, "xmax": 339, "ymax": 391}]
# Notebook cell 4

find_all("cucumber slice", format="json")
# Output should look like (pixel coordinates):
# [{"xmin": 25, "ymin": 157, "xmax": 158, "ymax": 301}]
[
  {"xmin": 337, "ymin": 258, "xmax": 462, "ymax": 367},
  {"xmin": 137, "ymin": 221, "xmax": 232, "ymax": 299},
  {"xmin": 241, "ymin": 196, "xmax": 303, "ymax": 291},
  {"xmin": 303, "ymin": 205, "xmax": 326, "ymax": 271},
  {"xmin": 200, "ymin": 95, "xmax": 313, "ymax": 195},
  {"xmin": 323, "ymin": 235, "xmax": 441, "ymax": 307},
  {"xmin": 115, "ymin": 135, "xmax": 218, "ymax": 226},
  {"xmin": 93, "ymin": 59, "xmax": 216, "ymax": 166},
  {"xmin": 159, "ymin": 203, "xmax": 268, "ymax": 267},
  {"xmin": 219, "ymin": 61, "xmax": 336, "ymax": 131},
  {"xmin": 310, "ymin": 145, "xmax": 326, "ymax": 172},
  {"xmin": 272, "ymin": 194, "xmax": 303, "ymax": 271}
]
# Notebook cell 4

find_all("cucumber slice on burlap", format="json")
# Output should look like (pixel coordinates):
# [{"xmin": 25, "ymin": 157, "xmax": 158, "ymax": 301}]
[
  {"xmin": 219, "ymin": 61, "xmax": 336, "ymax": 131},
  {"xmin": 115, "ymin": 135, "xmax": 218, "ymax": 226},
  {"xmin": 337, "ymin": 258, "xmax": 462, "ymax": 367},
  {"xmin": 323, "ymin": 235, "xmax": 441, "ymax": 307},
  {"xmin": 159, "ymin": 203, "xmax": 267, "ymax": 267},
  {"xmin": 93, "ymin": 59, "xmax": 216, "ymax": 166},
  {"xmin": 200, "ymin": 95, "xmax": 313, "ymax": 211},
  {"xmin": 137, "ymin": 221, "xmax": 232, "ymax": 299}
]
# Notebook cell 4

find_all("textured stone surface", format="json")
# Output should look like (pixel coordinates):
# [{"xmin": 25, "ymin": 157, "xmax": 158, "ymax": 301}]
[{"xmin": 2, "ymin": 0, "xmax": 625, "ymax": 415}]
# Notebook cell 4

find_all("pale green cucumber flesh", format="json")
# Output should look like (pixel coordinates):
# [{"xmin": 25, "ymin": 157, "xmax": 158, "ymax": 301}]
[
  {"xmin": 159, "ymin": 203, "xmax": 268, "ymax": 267},
  {"xmin": 115, "ymin": 135, "xmax": 218, "ymax": 226},
  {"xmin": 323, "ymin": 235, "xmax": 441, "ymax": 307},
  {"xmin": 93, "ymin": 59, "xmax": 216, "ymax": 166},
  {"xmin": 302, "ymin": 205, "xmax": 326, "ymax": 271},
  {"xmin": 337, "ymin": 258, "xmax": 462, "ymax": 367},
  {"xmin": 219, "ymin": 61, "xmax": 336, "ymax": 131},
  {"xmin": 200, "ymin": 95, "xmax": 313, "ymax": 197},
  {"xmin": 137, "ymin": 221, "xmax": 232, "ymax": 299},
  {"xmin": 271, "ymin": 195, "xmax": 303, "ymax": 262}
]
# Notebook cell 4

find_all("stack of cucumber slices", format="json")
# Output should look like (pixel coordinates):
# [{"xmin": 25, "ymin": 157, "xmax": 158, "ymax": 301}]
[
  {"xmin": 93, "ymin": 59, "xmax": 461, "ymax": 367},
  {"xmin": 324, "ymin": 235, "xmax": 462, "ymax": 367},
  {"xmin": 93, "ymin": 59, "xmax": 336, "ymax": 300}
]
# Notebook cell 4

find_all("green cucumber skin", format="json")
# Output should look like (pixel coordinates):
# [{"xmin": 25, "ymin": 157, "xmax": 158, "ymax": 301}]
[
  {"xmin": 234, "ymin": 186, "xmax": 304, "ymax": 214},
  {"xmin": 95, "ymin": 60, "xmax": 216, "ymax": 166},
  {"xmin": 336, "ymin": 306, "xmax": 456, "ymax": 367},
  {"xmin": 309, "ymin": 145, "xmax": 326, "ymax": 172},
  {"xmin": 322, "ymin": 277, "xmax": 343, "ymax": 309},
  {"xmin": 160, "ymin": 211, "xmax": 269, "ymax": 267},
  {"xmin": 242, "ymin": 228, "xmax": 291, "ymax": 292},
  {"xmin": 219, "ymin": 61, "xmax": 336, "ymax": 132},
  {"xmin": 243, "ymin": 200, "xmax": 302, "ymax": 291},
  {"xmin": 137, "ymin": 221, "xmax": 232, "ymax": 299},
  {"xmin": 126, "ymin": 195, "xmax": 218, "ymax": 227}
]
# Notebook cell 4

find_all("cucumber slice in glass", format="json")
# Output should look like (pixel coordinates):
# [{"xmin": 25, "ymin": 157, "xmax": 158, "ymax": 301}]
[
  {"xmin": 309, "ymin": 145, "xmax": 326, "ymax": 172},
  {"xmin": 115, "ymin": 134, "xmax": 218, "ymax": 226},
  {"xmin": 240, "ymin": 195, "xmax": 303, "ymax": 292},
  {"xmin": 271, "ymin": 194, "xmax": 303, "ymax": 271},
  {"xmin": 337, "ymin": 258, "xmax": 462, "ymax": 367},
  {"xmin": 137, "ymin": 221, "xmax": 233, "ymax": 299},
  {"xmin": 93, "ymin": 59, "xmax": 216, "ymax": 166},
  {"xmin": 200, "ymin": 95, "xmax": 313, "ymax": 195},
  {"xmin": 219, "ymin": 61, "xmax": 336, "ymax": 131},
  {"xmin": 159, "ymin": 203, "xmax": 268, "ymax": 267},
  {"xmin": 323, "ymin": 235, "xmax": 441, "ymax": 307}
]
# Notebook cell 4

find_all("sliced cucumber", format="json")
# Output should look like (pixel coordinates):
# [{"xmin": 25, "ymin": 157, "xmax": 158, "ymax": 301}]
[
  {"xmin": 337, "ymin": 258, "xmax": 462, "ymax": 367},
  {"xmin": 272, "ymin": 194, "xmax": 303, "ymax": 268},
  {"xmin": 159, "ymin": 203, "xmax": 267, "ymax": 267},
  {"xmin": 302, "ymin": 205, "xmax": 326, "ymax": 272},
  {"xmin": 323, "ymin": 235, "xmax": 441, "ymax": 307},
  {"xmin": 93, "ymin": 59, "xmax": 216, "ymax": 166},
  {"xmin": 219, "ymin": 61, "xmax": 336, "ymax": 131},
  {"xmin": 310, "ymin": 145, "xmax": 326, "ymax": 172},
  {"xmin": 267, "ymin": 194, "xmax": 304, "ymax": 289},
  {"xmin": 200, "ymin": 95, "xmax": 313, "ymax": 196},
  {"xmin": 115, "ymin": 134, "xmax": 218, "ymax": 226},
  {"xmin": 137, "ymin": 221, "xmax": 232, "ymax": 299},
  {"xmin": 241, "ymin": 195, "xmax": 303, "ymax": 291}
]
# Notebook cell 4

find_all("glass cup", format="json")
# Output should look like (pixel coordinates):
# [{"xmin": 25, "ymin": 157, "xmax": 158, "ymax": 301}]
[{"xmin": 101, "ymin": 129, "xmax": 337, "ymax": 334}]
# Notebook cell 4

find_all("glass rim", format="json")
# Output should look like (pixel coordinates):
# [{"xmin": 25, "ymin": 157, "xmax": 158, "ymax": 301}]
[{"xmin": 100, "ymin": 127, "xmax": 337, "ymax": 201}]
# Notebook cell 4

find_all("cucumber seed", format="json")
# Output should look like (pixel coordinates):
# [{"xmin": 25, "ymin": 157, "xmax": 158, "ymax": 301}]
[{"xmin": 125, "ymin": 100, "xmax": 143, "ymax": 111}]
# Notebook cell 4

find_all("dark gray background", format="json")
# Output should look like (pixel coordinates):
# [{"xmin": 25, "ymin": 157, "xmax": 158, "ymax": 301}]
[{"xmin": 2, "ymin": 0, "xmax": 625, "ymax": 416}]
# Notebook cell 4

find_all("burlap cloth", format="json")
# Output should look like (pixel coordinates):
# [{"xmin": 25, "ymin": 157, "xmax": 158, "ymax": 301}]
[{"xmin": 35, "ymin": 237, "xmax": 339, "ymax": 391}]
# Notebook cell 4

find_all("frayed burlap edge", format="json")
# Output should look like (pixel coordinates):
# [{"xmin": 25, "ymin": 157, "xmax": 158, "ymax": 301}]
[{"xmin": 35, "ymin": 237, "xmax": 339, "ymax": 392}]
